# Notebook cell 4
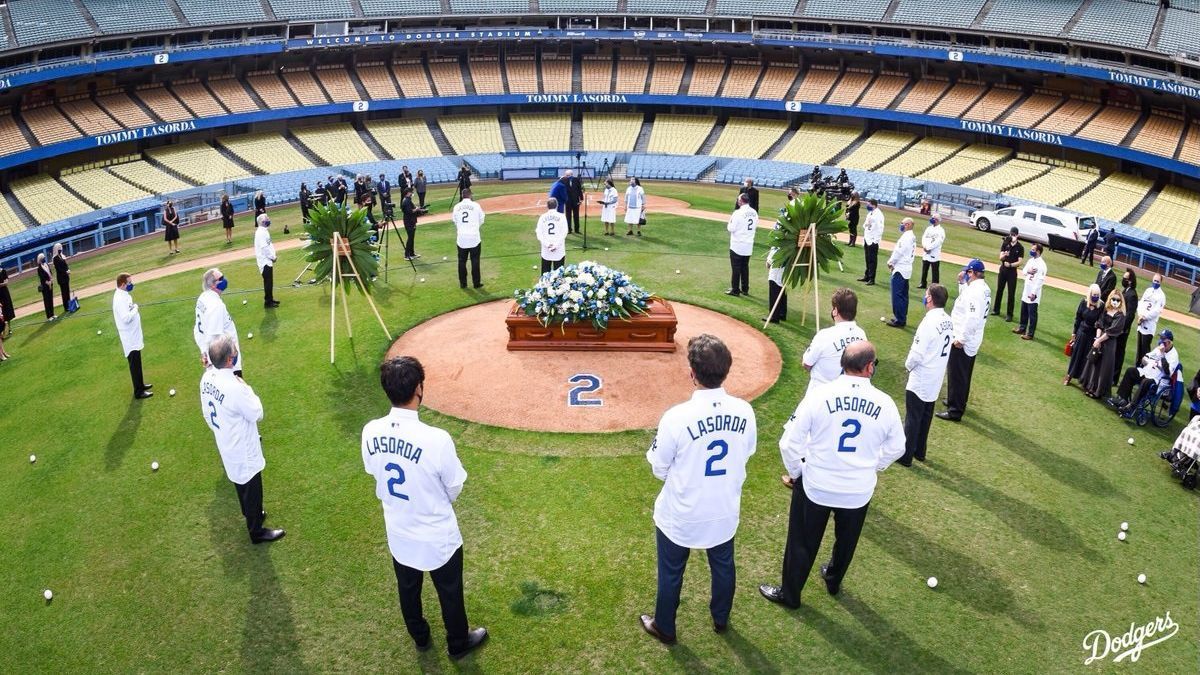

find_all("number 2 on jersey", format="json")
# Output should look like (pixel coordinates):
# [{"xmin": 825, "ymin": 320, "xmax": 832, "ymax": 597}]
[
  {"xmin": 385, "ymin": 463, "xmax": 410, "ymax": 500},
  {"xmin": 705, "ymin": 439, "xmax": 728, "ymax": 476},
  {"xmin": 940, "ymin": 334, "xmax": 951, "ymax": 357},
  {"xmin": 837, "ymin": 419, "xmax": 861, "ymax": 453},
  {"xmin": 207, "ymin": 401, "xmax": 220, "ymax": 429}
]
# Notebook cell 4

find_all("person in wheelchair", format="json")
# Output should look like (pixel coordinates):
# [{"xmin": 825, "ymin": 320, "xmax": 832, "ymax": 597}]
[
  {"xmin": 1158, "ymin": 413, "xmax": 1200, "ymax": 489},
  {"xmin": 1107, "ymin": 329, "xmax": 1179, "ymax": 415}
]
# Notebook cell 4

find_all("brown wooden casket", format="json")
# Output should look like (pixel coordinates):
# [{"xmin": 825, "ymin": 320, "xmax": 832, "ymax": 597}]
[{"xmin": 506, "ymin": 298, "xmax": 678, "ymax": 352}]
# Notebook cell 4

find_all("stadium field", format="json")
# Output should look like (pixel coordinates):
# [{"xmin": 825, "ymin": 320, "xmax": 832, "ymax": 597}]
[{"xmin": 2, "ymin": 182, "xmax": 1197, "ymax": 672}]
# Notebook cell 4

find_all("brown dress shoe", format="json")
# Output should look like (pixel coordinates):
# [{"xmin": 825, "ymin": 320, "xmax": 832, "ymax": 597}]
[{"xmin": 639, "ymin": 615, "xmax": 676, "ymax": 644}]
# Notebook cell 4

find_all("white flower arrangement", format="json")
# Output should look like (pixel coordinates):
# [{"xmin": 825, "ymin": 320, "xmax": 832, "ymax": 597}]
[{"xmin": 514, "ymin": 261, "xmax": 653, "ymax": 330}]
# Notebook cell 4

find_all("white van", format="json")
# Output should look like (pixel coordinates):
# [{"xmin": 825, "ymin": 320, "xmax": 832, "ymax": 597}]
[{"xmin": 970, "ymin": 204, "xmax": 1097, "ymax": 245}]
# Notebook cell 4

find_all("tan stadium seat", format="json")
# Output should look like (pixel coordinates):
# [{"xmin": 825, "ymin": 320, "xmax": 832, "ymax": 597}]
[
  {"xmin": 894, "ymin": 78, "xmax": 949, "ymax": 114},
  {"xmin": 825, "ymin": 70, "xmax": 874, "ymax": 107},
  {"xmin": 291, "ymin": 124, "xmax": 374, "ymax": 166},
  {"xmin": 438, "ymin": 115, "xmax": 505, "ymax": 154},
  {"xmin": 365, "ymin": 119, "xmax": 442, "ymax": 158},
  {"xmin": 21, "ymin": 104, "xmax": 81, "ymax": 145},
  {"xmin": 540, "ymin": 57, "xmax": 573, "ymax": 94},
  {"xmin": 1135, "ymin": 185, "xmax": 1200, "ymax": 243},
  {"xmin": 1002, "ymin": 92, "xmax": 1063, "ymax": 127},
  {"xmin": 281, "ymin": 68, "xmax": 330, "ymax": 106},
  {"xmin": 876, "ymin": 137, "xmax": 966, "ymax": 177},
  {"xmin": 96, "ymin": 90, "xmax": 155, "ymax": 128},
  {"xmin": 10, "ymin": 175, "xmax": 93, "ymax": 225},
  {"xmin": 392, "ymin": 60, "xmax": 434, "ymax": 98},
  {"xmin": 772, "ymin": 123, "xmax": 863, "ymax": 165},
  {"xmin": 0, "ymin": 114, "xmax": 31, "ymax": 157},
  {"xmin": 1129, "ymin": 114, "xmax": 1184, "ymax": 158},
  {"xmin": 965, "ymin": 158, "xmax": 1052, "ymax": 194},
  {"xmin": 1036, "ymin": 99, "xmax": 1100, "ymax": 135},
  {"xmin": 246, "ymin": 72, "xmax": 300, "ymax": 109},
  {"xmin": 59, "ymin": 166, "xmax": 152, "ymax": 209},
  {"xmin": 839, "ymin": 130, "xmax": 916, "ymax": 171},
  {"xmin": 688, "ymin": 60, "xmax": 726, "ymax": 97},
  {"xmin": 719, "ymin": 62, "xmax": 762, "ymax": 99},
  {"xmin": 217, "ymin": 133, "xmax": 315, "ymax": 175},
  {"xmin": 172, "ymin": 80, "xmax": 227, "ymax": 118},
  {"xmin": 206, "ymin": 77, "xmax": 259, "ymax": 113},
  {"xmin": 357, "ymin": 63, "xmax": 400, "ymax": 100},
  {"xmin": 505, "ymin": 57, "xmax": 538, "ymax": 94},
  {"xmin": 510, "ymin": 113, "xmax": 571, "ymax": 152},
  {"xmin": 316, "ymin": 66, "xmax": 362, "ymax": 103},
  {"xmin": 709, "ymin": 118, "xmax": 788, "ymax": 159},
  {"xmin": 136, "ymin": 84, "xmax": 193, "ymax": 122},
  {"xmin": 146, "ymin": 142, "xmax": 251, "ymax": 185},
  {"xmin": 792, "ymin": 67, "xmax": 839, "ymax": 103},
  {"xmin": 917, "ymin": 144, "xmax": 1012, "ymax": 184},
  {"xmin": 58, "ymin": 96, "xmax": 121, "ymax": 135},
  {"xmin": 581, "ymin": 56, "xmax": 613, "ymax": 94},
  {"xmin": 962, "ymin": 85, "xmax": 1022, "ymax": 122},
  {"xmin": 858, "ymin": 72, "xmax": 909, "ymax": 109},
  {"xmin": 582, "ymin": 113, "xmax": 642, "ymax": 152},
  {"xmin": 615, "ymin": 58, "xmax": 649, "ymax": 95},
  {"xmin": 1065, "ymin": 173, "xmax": 1153, "ymax": 222},
  {"xmin": 428, "ymin": 59, "xmax": 467, "ymax": 97},
  {"xmin": 648, "ymin": 58, "xmax": 684, "ymax": 95},
  {"xmin": 754, "ymin": 65, "xmax": 798, "ymax": 101},
  {"xmin": 1077, "ymin": 105, "xmax": 1141, "ymax": 145},
  {"xmin": 646, "ymin": 114, "xmax": 715, "ymax": 156},
  {"xmin": 928, "ymin": 81, "xmax": 987, "ymax": 118},
  {"xmin": 108, "ymin": 160, "xmax": 194, "ymax": 193},
  {"xmin": 469, "ymin": 59, "xmax": 505, "ymax": 96}
]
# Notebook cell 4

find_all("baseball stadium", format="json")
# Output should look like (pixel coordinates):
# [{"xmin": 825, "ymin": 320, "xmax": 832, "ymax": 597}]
[{"xmin": 2, "ymin": 0, "xmax": 1199, "ymax": 671}]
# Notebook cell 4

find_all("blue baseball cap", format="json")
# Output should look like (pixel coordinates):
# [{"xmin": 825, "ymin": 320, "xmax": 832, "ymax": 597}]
[
  {"xmin": 1160, "ymin": 329, "xmax": 1174, "ymax": 341},
  {"xmin": 963, "ymin": 259, "xmax": 985, "ymax": 274}
]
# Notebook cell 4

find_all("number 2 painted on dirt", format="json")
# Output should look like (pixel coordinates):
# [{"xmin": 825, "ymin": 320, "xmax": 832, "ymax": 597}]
[{"xmin": 568, "ymin": 374, "xmax": 603, "ymax": 407}]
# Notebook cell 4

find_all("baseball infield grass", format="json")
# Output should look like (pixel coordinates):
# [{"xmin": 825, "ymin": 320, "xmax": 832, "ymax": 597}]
[{"xmin": 1, "ymin": 182, "xmax": 1197, "ymax": 672}]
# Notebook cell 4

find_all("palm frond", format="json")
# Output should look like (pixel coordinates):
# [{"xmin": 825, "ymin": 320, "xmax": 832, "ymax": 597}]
[
  {"xmin": 768, "ymin": 193, "xmax": 848, "ymax": 290},
  {"xmin": 303, "ymin": 201, "xmax": 380, "ymax": 293}
]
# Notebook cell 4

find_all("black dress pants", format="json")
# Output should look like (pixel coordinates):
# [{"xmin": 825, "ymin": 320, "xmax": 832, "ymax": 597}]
[
  {"xmin": 729, "ymin": 251, "xmax": 750, "ymax": 294},
  {"xmin": 767, "ymin": 280, "xmax": 787, "ymax": 321},
  {"xmin": 233, "ymin": 472, "xmax": 266, "ymax": 538},
  {"xmin": 920, "ymin": 260, "xmax": 940, "ymax": 286},
  {"xmin": 779, "ymin": 479, "xmax": 870, "ymax": 607},
  {"xmin": 127, "ymin": 350, "xmax": 146, "ymax": 396},
  {"xmin": 1135, "ymin": 332, "xmax": 1153, "ymax": 369},
  {"xmin": 261, "ymin": 265, "xmax": 275, "ymax": 304},
  {"xmin": 541, "ymin": 257, "xmax": 564, "ymax": 274},
  {"xmin": 902, "ymin": 389, "xmax": 935, "ymax": 464},
  {"xmin": 40, "ymin": 284, "xmax": 53, "ymax": 318},
  {"xmin": 1112, "ymin": 329, "xmax": 1133, "ymax": 385},
  {"xmin": 994, "ymin": 269, "xmax": 1017, "ymax": 318},
  {"xmin": 944, "ymin": 345, "xmax": 976, "ymax": 419},
  {"xmin": 393, "ymin": 547, "xmax": 470, "ymax": 653},
  {"xmin": 458, "ymin": 244, "xmax": 481, "ymax": 287},
  {"xmin": 1116, "ymin": 367, "xmax": 1153, "ymax": 404},
  {"xmin": 565, "ymin": 202, "xmax": 581, "ymax": 232},
  {"xmin": 863, "ymin": 243, "xmax": 878, "ymax": 282},
  {"xmin": 404, "ymin": 223, "xmax": 416, "ymax": 258}
]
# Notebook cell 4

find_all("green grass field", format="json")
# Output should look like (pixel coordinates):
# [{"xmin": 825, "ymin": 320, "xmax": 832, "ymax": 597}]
[{"xmin": 2, "ymin": 182, "xmax": 1197, "ymax": 673}]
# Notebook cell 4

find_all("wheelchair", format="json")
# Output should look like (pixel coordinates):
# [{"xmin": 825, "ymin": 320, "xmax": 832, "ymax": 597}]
[{"xmin": 1119, "ymin": 365, "xmax": 1183, "ymax": 428}]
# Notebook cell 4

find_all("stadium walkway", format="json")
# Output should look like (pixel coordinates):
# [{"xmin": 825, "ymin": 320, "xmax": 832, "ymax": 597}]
[{"xmin": 10, "ymin": 195, "xmax": 1199, "ymax": 331}]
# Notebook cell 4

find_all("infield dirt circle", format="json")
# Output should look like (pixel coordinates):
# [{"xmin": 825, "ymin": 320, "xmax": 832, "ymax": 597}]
[{"xmin": 386, "ymin": 300, "xmax": 783, "ymax": 433}]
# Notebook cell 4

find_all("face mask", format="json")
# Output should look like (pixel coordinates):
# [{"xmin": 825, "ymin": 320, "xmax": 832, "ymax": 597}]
[
  {"xmin": 124, "ymin": 283, "xmax": 134, "ymax": 293},
  {"xmin": 1121, "ymin": 278, "xmax": 1130, "ymax": 288},
  {"xmin": 215, "ymin": 278, "xmax": 229, "ymax": 292},
  {"xmin": 1090, "ymin": 295, "xmax": 1100, "ymax": 303},
  {"xmin": 866, "ymin": 205, "xmax": 875, "ymax": 212},
  {"xmin": 1100, "ymin": 264, "xmax": 1108, "ymax": 272},
  {"xmin": 898, "ymin": 226, "xmax": 905, "ymax": 234},
  {"xmin": 1030, "ymin": 250, "xmax": 1038, "ymax": 258},
  {"xmin": 929, "ymin": 218, "xmax": 937, "ymax": 225},
  {"xmin": 1111, "ymin": 298, "xmax": 1121, "ymax": 307},
  {"xmin": 1152, "ymin": 281, "xmax": 1161, "ymax": 289}
]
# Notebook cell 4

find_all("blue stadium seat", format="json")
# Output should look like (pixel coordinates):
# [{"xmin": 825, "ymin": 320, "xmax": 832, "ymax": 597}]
[
  {"xmin": 360, "ymin": 0, "xmax": 442, "ymax": 15},
  {"xmin": 541, "ymin": 0, "xmax": 620, "ymax": 12},
  {"xmin": 448, "ymin": 0, "xmax": 529, "ymax": 13},
  {"xmin": 981, "ymin": 0, "xmax": 1083, "ymax": 37},
  {"xmin": 801, "ymin": 0, "xmax": 890, "ymax": 21},
  {"xmin": 891, "ymin": 0, "xmax": 987, "ymax": 28},
  {"xmin": 1156, "ymin": 7, "xmax": 1200, "ymax": 56},
  {"xmin": 714, "ymin": 0, "xmax": 795, "ymax": 16},
  {"xmin": 626, "ymin": 0, "xmax": 708, "ymax": 14},
  {"xmin": 8, "ymin": 0, "xmax": 94, "ymax": 47},
  {"xmin": 177, "ymin": 0, "xmax": 268, "ymax": 25},
  {"xmin": 80, "ymin": 0, "xmax": 181, "ymax": 35},
  {"xmin": 1068, "ymin": 0, "xmax": 1157, "ymax": 50},
  {"xmin": 267, "ymin": 0, "xmax": 355, "ymax": 20}
]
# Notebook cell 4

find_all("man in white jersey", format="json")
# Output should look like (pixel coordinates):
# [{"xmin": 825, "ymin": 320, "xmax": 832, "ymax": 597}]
[
  {"xmin": 1133, "ymin": 273, "xmax": 1167, "ymax": 366},
  {"xmin": 361, "ymin": 356, "xmax": 488, "ymax": 659},
  {"xmin": 640, "ymin": 335, "xmax": 757, "ymax": 644},
  {"xmin": 884, "ymin": 217, "xmax": 916, "ymax": 327},
  {"xmin": 199, "ymin": 335, "xmax": 283, "ymax": 543},
  {"xmin": 112, "ymin": 272, "xmax": 153, "ymax": 399},
  {"xmin": 724, "ymin": 193, "xmax": 757, "ymax": 297},
  {"xmin": 900, "ymin": 284, "xmax": 953, "ymax": 466},
  {"xmin": 760, "ymin": 341, "xmax": 905, "ymax": 607},
  {"xmin": 937, "ymin": 259, "xmax": 991, "ymax": 421},
  {"xmin": 802, "ymin": 288, "xmax": 867, "ymax": 396},
  {"xmin": 917, "ymin": 215, "xmax": 945, "ymax": 289},
  {"xmin": 452, "ymin": 188, "xmax": 485, "ymax": 289},
  {"xmin": 1013, "ymin": 243, "xmax": 1047, "ymax": 340},
  {"xmin": 254, "ymin": 213, "xmax": 279, "ymax": 308},
  {"xmin": 194, "ymin": 268, "xmax": 242, "ymax": 375},
  {"xmin": 858, "ymin": 199, "xmax": 884, "ymax": 285},
  {"xmin": 536, "ymin": 197, "xmax": 568, "ymax": 275}
]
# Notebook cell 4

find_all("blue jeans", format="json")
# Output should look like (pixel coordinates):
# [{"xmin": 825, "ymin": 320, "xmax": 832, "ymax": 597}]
[
  {"xmin": 891, "ymin": 272, "xmax": 909, "ymax": 325},
  {"xmin": 654, "ymin": 527, "xmax": 735, "ymax": 637}
]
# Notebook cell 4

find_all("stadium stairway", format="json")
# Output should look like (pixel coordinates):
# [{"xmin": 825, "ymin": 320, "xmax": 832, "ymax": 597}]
[
  {"xmin": 633, "ymin": 118, "xmax": 653, "ymax": 153},
  {"xmin": 359, "ymin": 127, "xmax": 393, "ymax": 161},
  {"xmin": 461, "ymin": 59, "xmax": 477, "ymax": 96},
  {"xmin": 427, "ymin": 120, "xmax": 456, "ymax": 156},
  {"xmin": 1148, "ymin": 2, "xmax": 1168, "ymax": 47},
  {"xmin": 256, "ymin": 0, "xmax": 277, "ymax": 19},
  {"xmin": 1063, "ymin": 0, "xmax": 1096, "ymax": 32},
  {"xmin": 881, "ymin": 0, "xmax": 901, "ymax": 21},
  {"xmin": 1120, "ymin": 113, "xmax": 1150, "ymax": 148},
  {"xmin": 886, "ymin": 78, "xmax": 920, "ymax": 110},
  {"xmin": 697, "ymin": 123, "xmax": 724, "ymax": 156},
  {"xmin": 828, "ymin": 133, "xmax": 871, "ymax": 166},
  {"xmin": 283, "ymin": 133, "xmax": 328, "ymax": 167},
  {"xmin": 71, "ymin": 0, "xmax": 100, "ymax": 32},
  {"xmin": 3, "ymin": 191, "xmax": 36, "ymax": 231},
  {"xmin": 211, "ymin": 142, "xmax": 263, "ymax": 176},
  {"xmin": 698, "ymin": 163, "xmax": 719, "ymax": 183},
  {"xmin": 762, "ymin": 127, "xmax": 796, "ymax": 160},
  {"xmin": 55, "ymin": 176, "xmax": 99, "ymax": 210},
  {"xmin": 679, "ymin": 59, "xmax": 695, "ymax": 96},
  {"xmin": 570, "ymin": 118, "xmax": 583, "ymax": 153},
  {"xmin": 1125, "ymin": 189, "xmax": 1161, "ymax": 230},
  {"xmin": 972, "ymin": 0, "xmax": 998, "ymax": 27},
  {"xmin": 499, "ymin": 119, "xmax": 520, "ymax": 153},
  {"xmin": 349, "ymin": 0, "xmax": 366, "ymax": 16},
  {"xmin": 165, "ymin": 0, "xmax": 187, "ymax": 24}
]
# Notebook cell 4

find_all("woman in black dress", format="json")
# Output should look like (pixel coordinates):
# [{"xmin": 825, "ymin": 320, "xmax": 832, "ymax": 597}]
[
  {"xmin": 415, "ymin": 170, "xmax": 427, "ymax": 208},
  {"xmin": 0, "ymin": 265, "xmax": 14, "ymax": 337},
  {"xmin": 253, "ymin": 190, "xmax": 267, "ymax": 218},
  {"xmin": 36, "ymin": 253, "xmax": 53, "ymax": 320},
  {"xmin": 1065, "ymin": 283, "xmax": 1104, "ymax": 385},
  {"xmin": 1080, "ymin": 290, "xmax": 1127, "ymax": 400},
  {"xmin": 845, "ymin": 191, "xmax": 861, "ymax": 247},
  {"xmin": 163, "ymin": 200, "xmax": 180, "ymax": 254},
  {"xmin": 51, "ymin": 243, "xmax": 71, "ymax": 312},
  {"xmin": 220, "ymin": 193, "xmax": 235, "ymax": 244}
]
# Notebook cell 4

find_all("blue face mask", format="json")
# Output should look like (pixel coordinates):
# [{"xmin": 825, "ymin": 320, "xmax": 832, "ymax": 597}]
[
  {"xmin": 1152, "ymin": 281, "xmax": 1161, "ymax": 289},
  {"xmin": 1030, "ymin": 250, "xmax": 1038, "ymax": 258},
  {"xmin": 216, "ymin": 278, "xmax": 228, "ymax": 292},
  {"xmin": 898, "ymin": 225, "xmax": 905, "ymax": 234},
  {"xmin": 1091, "ymin": 295, "xmax": 1100, "ymax": 303},
  {"xmin": 124, "ymin": 283, "xmax": 134, "ymax": 293},
  {"xmin": 1100, "ymin": 264, "xmax": 1108, "ymax": 272},
  {"xmin": 929, "ymin": 218, "xmax": 937, "ymax": 225},
  {"xmin": 866, "ymin": 205, "xmax": 874, "ymax": 212}
]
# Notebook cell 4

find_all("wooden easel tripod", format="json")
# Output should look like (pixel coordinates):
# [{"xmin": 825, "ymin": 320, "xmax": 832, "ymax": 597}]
[
  {"xmin": 329, "ymin": 231, "xmax": 392, "ymax": 363},
  {"xmin": 763, "ymin": 222, "xmax": 822, "ymax": 331}
]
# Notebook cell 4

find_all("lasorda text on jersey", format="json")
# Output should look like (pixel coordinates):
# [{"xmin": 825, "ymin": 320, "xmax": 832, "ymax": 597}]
[{"xmin": 368, "ymin": 436, "xmax": 424, "ymax": 463}]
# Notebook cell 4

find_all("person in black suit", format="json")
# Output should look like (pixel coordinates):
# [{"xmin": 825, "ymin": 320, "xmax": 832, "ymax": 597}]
[
  {"xmin": 1095, "ymin": 256, "xmax": 1117, "ymax": 305},
  {"xmin": 401, "ymin": 188, "xmax": 422, "ymax": 260},
  {"xmin": 457, "ymin": 164, "xmax": 472, "ymax": 193},
  {"xmin": 398, "ymin": 166, "xmax": 413, "ymax": 195},
  {"xmin": 335, "ymin": 179, "xmax": 348, "ymax": 207},
  {"xmin": 563, "ymin": 170, "xmax": 583, "ymax": 234},
  {"xmin": 298, "ymin": 183, "xmax": 311, "ymax": 225},
  {"xmin": 1079, "ymin": 226, "xmax": 1099, "ymax": 266},
  {"xmin": 1113, "ymin": 268, "xmax": 1138, "ymax": 386},
  {"xmin": 52, "ymin": 243, "xmax": 71, "ymax": 313},
  {"xmin": 36, "ymin": 253, "xmax": 53, "ymax": 320},
  {"xmin": 991, "ymin": 227, "xmax": 1023, "ymax": 322},
  {"xmin": 354, "ymin": 175, "xmax": 367, "ymax": 208},
  {"xmin": 738, "ymin": 177, "xmax": 760, "ymax": 213},
  {"xmin": 377, "ymin": 173, "xmax": 391, "ymax": 212},
  {"xmin": 220, "ymin": 193, "xmax": 235, "ymax": 244}
]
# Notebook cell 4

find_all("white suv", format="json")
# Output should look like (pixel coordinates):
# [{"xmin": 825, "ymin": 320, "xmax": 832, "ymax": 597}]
[{"xmin": 970, "ymin": 204, "xmax": 1097, "ymax": 245}]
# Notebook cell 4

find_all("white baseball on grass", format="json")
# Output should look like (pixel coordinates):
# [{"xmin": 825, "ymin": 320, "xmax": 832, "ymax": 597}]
[
  {"xmin": 29, "ymin": 454, "xmax": 36, "ymax": 463},
  {"xmin": 1128, "ymin": 437, "xmax": 1135, "ymax": 445},
  {"xmin": 1137, "ymin": 573, "xmax": 1147, "ymax": 584},
  {"xmin": 43, "ymin": 589, "xmax": 52, "ymax": 600},
  {"xmin": 242, "ymin": 300, "xmax": 248, "ymax": 305},
  {"xmin": 151, "ymin": 461, "xmax": 159, "ymax": 471},
  {"xmin": 927, "ymin": 576, "xmax": 938, "ymax": 589},
  {"xmin": 442, "ymin": 256, "xmax": 448, "ymax": 261},
  {"xmin": 169, "ymin": 389, "xmax": 176, "ymax": 397},
  {"xmin": 247, "ymin": 332, "xmax": 254, "ymax": 339},
  {"xmin": 604, "ymin": 247, "xmax": 609, "ymax": 251},
  {"xmin": 420, "ymin": 278, "xmax": 425, "ymax": 283},
  {"xmin": 1120, "ymin": 522, "xmax": 1129, "ymax": 531},
  {"xmin": 1117, "ymin": 531, "xmax": 1127, "ymax": 541},
  {"xmin": 675, "ymin": 269, "xmax": 680, "ymax": 274},
  {"xmin": 96, "ymin": 330, "xmax": 102, "ymax": 335}
]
